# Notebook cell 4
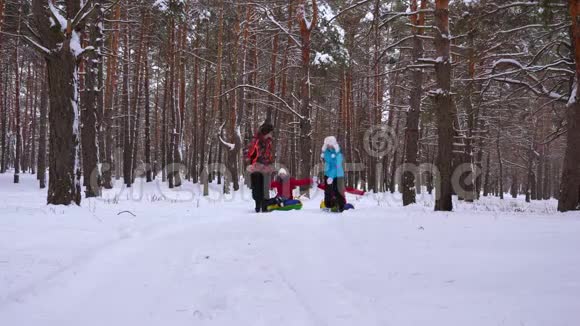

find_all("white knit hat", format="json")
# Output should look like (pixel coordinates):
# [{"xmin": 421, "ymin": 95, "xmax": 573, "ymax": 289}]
[
  {"xmin": 278, "ymin": 168, "xmax": 288, "ymax": 176},
  {"xmin": 321, "ymin": 136, "xmax": 340, "ymax": 153}
]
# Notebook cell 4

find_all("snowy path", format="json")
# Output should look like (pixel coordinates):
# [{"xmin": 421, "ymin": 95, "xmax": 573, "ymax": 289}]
[{"xmin": 1, "ymin": 174, "xmax": 580, "ymax": 326}]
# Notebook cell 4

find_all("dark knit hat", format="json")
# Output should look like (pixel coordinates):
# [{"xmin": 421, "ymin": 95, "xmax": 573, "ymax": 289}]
[{"xmin": 259, "ymin": 122, "xmax": 274, "ymax": 135}]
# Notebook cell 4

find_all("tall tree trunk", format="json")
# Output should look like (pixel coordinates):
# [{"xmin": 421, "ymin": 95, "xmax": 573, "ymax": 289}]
[
  {"xmin": 369, "ymin": 0, "xmax": 382, "ymax": 193},
  {"xmin": 161, "ymin": 63, "xmax": 169, "ymax": 183},
  {"xmin": 81, "ymin": 5, "xmax": 103, "ymax": 198},
  {"xmin": 224, "ymin": 6, "xmax": 250, "ymax": 192},
  {"xmin": 22, "ymin": 63, "xmax": 31, "ymax": 173},
  {"xmin": 483, "ymin": 151, "xmax": 490, "ymax": 196},
  {"xmin": 390, "ymin": 113, "xmax": 401, "ymax": 194},
  {"xmin": 525, "ymin": 149, "xmax": 534, "ymax": 202},
  {"xmin": 0, "ymin": 73, "xmax": 6, "ymax": 174},
  {"xmin": 433, "ymin": 0, "xmax": 454, "ymax": 211},
  {"xmin": 145, "ymin": 47, "xmax": 152, "ymax": 182},
  {"xmin": 0, "ymin": 0, "xmax": 5, "ymax": 174},
  {"xmin": 122, "ymin": 5, "xmax": 132, "ymax": 188},
  {"xmin": 26, "ymin": 63, "xmax": 35, "ymax": 173},
  {"xmin": 203, "ymin": 1, "xmax": 224, "ymax": 196},
  {"xmin": 496, "ymin": 116, "xmax": 504, "ymax": 200},
  {"xmin": 198, "ymin": 30, "xmax": 209, "ymax": 183},
  {"xmin": 37, "ymin": 68, "xmax": 47, "ymax": 189},
  {"xmin": 461, "ymin": 24, "xmax": 477, "ymax": 202},
  {"xmin": 153, "ymin": 63, "xmax": 161, "ymax": 179},
  {"xmin": 13, "ymin": 4, "xmax": 23, "ymax": 183},
  {"xmin": 174, "ymin": 15, "xmax": 185, "ymax": 188},
  {"xmin": 553, "ymin": 162, "xmax": 561, "ymax": 200},
  {"xmin": 558, "ymin": 0, "xmax": 580, "ymax": 211},
  {"xmin": 102, "ymin": 3, "xmax": 121, "ymax": 189},
  {"xmin": 536, "ymin": 154, "xmax": 543, "ymax": 200},
  {"xmin": 543, "ymin": 144, "xmax": 551, "ymax": 199},
  {"xmin": 32, "ymin": 0, "xmax": 85, "ymax": 206},
  {"xmin": 190, "ymin": 36, "xmax": 200, "ymax": 183},
  {"xmin": 296, "ymin": 0, "xmax": 318, "ymax": 183},
  {"xmin": 267, "ymin": 29, "xmax": 278, "ymax": 124},
  {"xmin": 402, "ymin": 0, "xmax": 426, "ymax": 205},
  {"xmin": 13, "ymin": 43, "xmax": 21, "ymax": 184},
  {"xmin": 130, "ymin": 9, "xmax": 148, "ymax": 184},
  {"xmin": 510, "ymin": 170, "xmax": 518, "ymax": 199},
  {"xmin": 46, "ymin": 54, "xmax": 82, "ymax": 205},
  {"xmin": 474, "ymin": 108, "xmax": 486, "ymax": 199},
  {"xmin": 95, "ymin": 0, "xmax": 105, "ymax": 190},
  {"xmin": 30, "ymin": 68, "xmax": 38, "ymax": 175},
  {"xmin": 166, "ymin": 14, "xmax": 176, "ymax": 188}
]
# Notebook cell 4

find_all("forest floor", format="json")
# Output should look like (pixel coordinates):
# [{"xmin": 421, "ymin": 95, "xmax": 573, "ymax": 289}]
[{"xmin": 1, "ymin": 173, "xmax": 579, "ymax": 326}]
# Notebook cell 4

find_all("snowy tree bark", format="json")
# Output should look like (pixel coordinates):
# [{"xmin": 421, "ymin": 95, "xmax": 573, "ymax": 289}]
[
  {"xmin": 296, "ymin": 0, "xmax": 317, "ymax": 183},
  {"xmin": 121, "ymin": 3, "xmax": 131, "ymax": 188},
  {"xmin": 203, "ymin": 0, "xmax": 224, "ymax": 196},
  {"xmin": 29, "ymin": 0, "xmax": 91, "ymax": 205},
  {"xmin": 402, "ymin": 0, "xmax": 426, "ymax": 206},
  {"xmin": 13, "ymin": 4, "xmax": 23, "ymax": 184},
  {"xmin": 558, "ymin": 0, "xmax": 580, "ymax": 211},
  {"xmin": 0, "ymin": 73, "xmax": 6, "ymax": 174},
  {"xmin": 102, "ymin": 2, "xmax": 121, "ymax": 189},
  {"xmin": 0, "ymin": 0, "xmax": 5, "ymax": 174},
  {"xmin": 433, "ymin": 0, "xmax": 454, "ymax": 211},
  {"xmin": 13, "ymin": 38, "xmax": 21, "ymax": 184},
  {"xmin": 145, "ymin": 43, "xmax": 152, "ymax": 183},
  {"xmin": 37, "ymin": 69, "xmax": 48, "ymax": 189},
  {"xmin": 81, "ymin": 0, "xmax": 103, "ymax": 198}
]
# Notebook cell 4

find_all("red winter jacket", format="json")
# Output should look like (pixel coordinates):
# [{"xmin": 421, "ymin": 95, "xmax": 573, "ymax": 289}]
[
  {"xmin": 270, "ymin": 177, "xmax": 312, "ymax": 199},
  {"xmin": 245, "ymin": 134, "xmax": 274, "ymax": 173}
]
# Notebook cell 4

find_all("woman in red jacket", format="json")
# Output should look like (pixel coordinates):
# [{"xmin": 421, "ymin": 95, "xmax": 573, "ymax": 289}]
[{"xmin": 245, "ymin": 123, "xmax": 275, "ymax": 212}]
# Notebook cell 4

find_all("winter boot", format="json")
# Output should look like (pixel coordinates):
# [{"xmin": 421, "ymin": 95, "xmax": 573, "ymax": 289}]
[
  {"xmin": 262, "ymin": 201, "xmax": 271, "ymax": 213},
  {"xmin": 276, "ymin": 197, "xmax": 285, "ymax": 207}
]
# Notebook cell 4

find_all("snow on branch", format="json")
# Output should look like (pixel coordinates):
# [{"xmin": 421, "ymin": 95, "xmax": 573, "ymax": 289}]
[
  {"xmin": 260, "ymin": 6, "xmax": 300, "ymax": 47},
  {"xmin": 218, "ymin": 121, "xmax": 235, "ymax": 151},
  {"xmin": 493, "ymin": 58, "xmax": 524, "ymax": 69},
  {"xmin": 221, "ymin": 85, "xmax": 305, "ymax": 120},
  {"xmin": 327, "ymin": 0, "xmax": 373, "ymax": 24},
  {"xmin": 24, "ymin": 22, "xmax": 42, "ymax": 42},
  {"xmin": 70, "ymin": 31, "xmax": 95, "ymax": 58},
  {"xmin": 379, "ymin": 9, "xmax": 434, "ymax": 29},
  {"xmin": 313, "ymin": 51, "xmax": 335, "ymax": 65},
  {"xmin": 484, "ymin": 1, "xmax": 566, "ymax": 16},
  {"xmin": 48, "ymin": 2, "xmax": 67, "ymax": 32},
  {"xmin": 568, "ymin": 79, "xmax": 577, "ymax": 107},
  {"xmin": 22, "ymin": 35, "xmax": 51, "ymax": 55},
  {"xmin": 380, "ymin": 35, "xmax": 414, "ymax": 55},
  {"xmin": 103, "ymin": 0, "xmax": 123, "ymax": 14},
  {"xmin": 297, "ymin": 0, "xmax": 318, "ymax": 32},
  {"xmin": 498, "ymin": 23, "xmax": 569, "ymax": 35},
  {"xmin": 72, "ymin": 0, "xmax": 100, "ymax": 30},
  {"xmin": 493, "ymin": 76, "xmax": 568, "ymax": 103},
  {"xmin": 417, "ymin": 57, "xmax": 446, "ymax": 64}
]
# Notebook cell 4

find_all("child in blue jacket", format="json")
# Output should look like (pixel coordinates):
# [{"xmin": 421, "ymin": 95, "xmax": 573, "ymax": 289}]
[{"xmin": 321, "ymin": 136, "xmax": 346, "ymax": 212}]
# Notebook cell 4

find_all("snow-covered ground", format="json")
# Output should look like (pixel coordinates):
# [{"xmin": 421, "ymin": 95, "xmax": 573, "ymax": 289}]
[{"xmin": 1, "ymin": 173, "xmax": 579, "ymax": 326}]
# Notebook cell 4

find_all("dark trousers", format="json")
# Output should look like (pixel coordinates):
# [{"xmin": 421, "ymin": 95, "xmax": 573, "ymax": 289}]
[
  {"xmin": 250, "ymin": 172, "xmax": 270, "ymax": 209},
  {"xmin": 324, "ymin": 176, "xmax": 346, "ymax": 212}
]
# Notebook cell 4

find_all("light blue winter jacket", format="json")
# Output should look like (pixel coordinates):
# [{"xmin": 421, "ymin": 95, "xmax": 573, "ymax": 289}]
[{"xmin": 323, "ymin": 149, "xmax": 344, "ymax": 178}]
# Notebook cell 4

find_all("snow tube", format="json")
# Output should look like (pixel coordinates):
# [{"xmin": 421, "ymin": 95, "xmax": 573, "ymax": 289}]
[
  {"xmin": 267, "ymin": 199, "xmax": 303, "ymax": 212},
  {"xmin": 320, "ymin": 201, "xmax": 354, "ymax": 212}
]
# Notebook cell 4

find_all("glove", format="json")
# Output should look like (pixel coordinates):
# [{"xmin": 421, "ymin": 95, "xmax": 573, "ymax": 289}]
[{"xmin": 327, "ymin": 177, "xmax": 333, "ymax": 185}]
